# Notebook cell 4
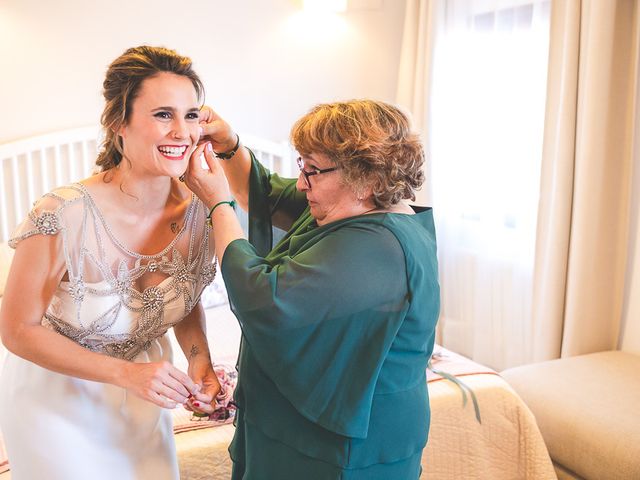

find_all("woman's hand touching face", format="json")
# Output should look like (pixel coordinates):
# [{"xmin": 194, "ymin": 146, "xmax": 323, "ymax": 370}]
[
  {"xmin": 183, "ymin": 142, "xmax": 233, "ymax": 207},
  {"xmin": 197, "ymin": 106, "xmax": 237, "ymax": 153}
]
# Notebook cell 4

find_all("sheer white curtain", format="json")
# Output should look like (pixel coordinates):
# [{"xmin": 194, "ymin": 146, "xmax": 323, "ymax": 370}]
[{"xmin": 428, "ymin": 0, "xmax": 551, "ymax": 370}]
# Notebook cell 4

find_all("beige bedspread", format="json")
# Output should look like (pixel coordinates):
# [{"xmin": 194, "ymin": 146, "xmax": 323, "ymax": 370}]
[
  {"xmin": 423, "ymin": 373, "xmax": 556, "ymax": 479},
  {"xmin": 176, "ymin": 425, "xmax": 235, "ymax": 480}
]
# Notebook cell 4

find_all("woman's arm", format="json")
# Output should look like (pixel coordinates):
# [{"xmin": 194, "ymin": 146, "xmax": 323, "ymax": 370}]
[
  {"xmin": 185, "ymin": 142, "xmax": 246, "ymax": 261},
  {"xmin": 172, "ymin": 302, "xmax": 221, "ymax": 414},
  {"xmin": 197, "ymin": 107, "xmax": 308, "ymax": 236},
  {"xmin": 0, "ymin": 233, "xmax": 199, "ymax": 408},
  {"xmin": 198, "ymin": 106, "xmax": 252, "ymax": 211},
  {"xmin": 219, "ymin": 221, "xmax": 415, "ymax": 438}
]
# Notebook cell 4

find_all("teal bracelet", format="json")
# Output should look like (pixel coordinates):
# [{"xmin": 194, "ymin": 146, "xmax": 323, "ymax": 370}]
[{"xmin": 206, "ymin": 200, "xmax": 236, "ymax": 227}]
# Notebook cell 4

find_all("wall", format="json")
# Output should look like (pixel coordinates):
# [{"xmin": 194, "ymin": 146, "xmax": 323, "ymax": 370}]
[{"xmin": 0, "ymin": 0, "xmax": 406, "ymax": 143}]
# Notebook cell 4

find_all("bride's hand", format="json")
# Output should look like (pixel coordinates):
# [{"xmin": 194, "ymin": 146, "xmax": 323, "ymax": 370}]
[
  {"xmin": 184, "ymin": 362, "xmax": 221, "ymax": 415},
  {"xmin": 118, "ymin": 361, "xmax": 200, "ymax": 409}
]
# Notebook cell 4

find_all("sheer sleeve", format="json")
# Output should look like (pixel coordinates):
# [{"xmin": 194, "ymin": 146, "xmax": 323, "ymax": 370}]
[
  {"xmin": 9, "ymin": 188, "xmax": 85, "ymax": 277},
  {"xmin": 10, "ymin": 190, "xmax": 72, "ymax": 248},
  {"xmin": 221, "ymin": 221, "xmax": 410, "ymax": 438}
]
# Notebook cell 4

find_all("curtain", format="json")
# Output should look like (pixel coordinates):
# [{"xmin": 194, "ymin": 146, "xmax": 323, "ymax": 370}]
[
  {"xmin": 531, "ymin": 0, "xmax": 639, "ymax": 360},
  {"xmin": 396, "ymin": 0, "xmax": 443, "ymax": 206},
  {"xmin": 399, "ymin": 0, "xmax": 551, "ymax": 370},
  {"xmin": 397, "ymin": 0, "xmax": 639, "ymax": 369}
]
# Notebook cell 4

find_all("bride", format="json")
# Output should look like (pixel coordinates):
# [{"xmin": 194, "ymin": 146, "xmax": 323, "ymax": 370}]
[{"xmin": 0, "ymin": 46, "xmax": 222, "ymax": 480}]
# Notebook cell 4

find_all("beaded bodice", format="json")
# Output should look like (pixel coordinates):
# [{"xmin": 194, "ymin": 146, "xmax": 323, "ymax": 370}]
[{"xmin": 9, "ymin": 184, "xmax": 216, "ymax": 360}]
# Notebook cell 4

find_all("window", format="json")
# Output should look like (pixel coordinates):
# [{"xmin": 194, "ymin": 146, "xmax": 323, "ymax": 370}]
[{"xmin": 429, "ymin": 0, "xmax": 551, "ymax": 369}]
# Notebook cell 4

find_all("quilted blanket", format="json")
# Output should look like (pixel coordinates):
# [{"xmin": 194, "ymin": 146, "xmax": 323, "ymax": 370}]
[{"xmin": 423, "ymin": 355, "xmax": 556, "ymax": 479}]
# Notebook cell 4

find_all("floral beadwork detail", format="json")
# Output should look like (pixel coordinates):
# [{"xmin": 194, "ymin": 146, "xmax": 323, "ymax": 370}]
[
  {"xmin": 165, "ymin": 251, "xmax": 197, "ymax": 284},
  {"xmin": 34, "ymin": 211, "xmax": 61, "ymax": 235},
  {"xmin": 114, "ymin": 261, "xmax": 132, "ymax": 298},
  {"xmin": 114, "ymin": 279, "xmax": 132, "ymax": 297},
  {"xmin": 107, "ymin": 339, "xmax": 136, "ymax": 356},
  {"xmin": 140, "ymin": 339, "xmax": 153, "ymax": 352},
  {"xmin": 11, "ymin": 187, "xmax": 217, "ymax": 361},
  {"xmin": 68, "ymin": 277, "xmax": 86, "ymax": 303},
  {"xmin": 104, "ymin": 338, "xmax": 149, "ymax": 361},
  {"xmin": 142, "ymin": 286, "xmax": 165, "ymax": 314},
  {"xmin": 175, "ymin": 268, "xmax": 190, "ymax": 284},
  {"xmin": 201, "ymin": 262, "xmax": 216, "ymax": 286},
  {"xmin": 94, "ymin": 336, "xmax": 154, "ymax": 362}
]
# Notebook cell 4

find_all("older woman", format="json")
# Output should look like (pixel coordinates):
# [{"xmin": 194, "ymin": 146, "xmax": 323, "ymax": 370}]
[{"xmin": 185, "ymin": 100, "xmax": 440, "ymax": 479}]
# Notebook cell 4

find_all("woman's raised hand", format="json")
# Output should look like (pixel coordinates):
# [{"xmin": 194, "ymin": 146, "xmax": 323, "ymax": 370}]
[
  {"xmin": 198, "ymin": 106, "xmax": 237, "ymax": 154},
  {"xmin": 119, "ymin": 360, "xmax": 200, "ymax": 409},
  {"xmin": 183, "ymin": 141, "xmax": 233, "ymax": 207}
]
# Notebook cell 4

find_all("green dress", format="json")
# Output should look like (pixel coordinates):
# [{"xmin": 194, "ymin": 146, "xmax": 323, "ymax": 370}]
[{"xmin": 221, "ymin": 155, "xmax": 440, "ymax": 479}]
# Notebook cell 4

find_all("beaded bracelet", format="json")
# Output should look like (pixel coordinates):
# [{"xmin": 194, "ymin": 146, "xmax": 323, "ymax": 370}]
[
  {"xmin": 214, "ymin": 134, "xmax": 240, "ymax": 160},
  {"xmin": 206, "ymin": 200, "xmax": 236, "ymax": 228}
]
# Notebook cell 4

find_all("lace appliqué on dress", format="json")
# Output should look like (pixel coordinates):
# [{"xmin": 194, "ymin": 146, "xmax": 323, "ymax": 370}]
[
  {"xmin": 8, "ymin": 209, "xmax": 64, "ymax": 248},
  {"xmin": 10, "ymin": 185, "xmax": 216, "ymax": 361}
]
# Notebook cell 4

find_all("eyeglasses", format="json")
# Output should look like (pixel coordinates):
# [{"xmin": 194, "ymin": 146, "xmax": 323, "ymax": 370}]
[{"xmin": 296, "ymin": 157, "xmax": 339, "ymax": 189}]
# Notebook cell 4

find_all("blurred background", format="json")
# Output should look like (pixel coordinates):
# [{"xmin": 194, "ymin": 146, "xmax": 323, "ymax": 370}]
[{"xmin": 0, "ymin": 0, "xmax": 402, "ymax": 143}]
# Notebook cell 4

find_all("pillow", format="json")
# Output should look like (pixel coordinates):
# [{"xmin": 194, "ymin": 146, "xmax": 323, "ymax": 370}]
[{"xmin": 0, "ymin": 242, "xmax": 15, "ymax": 297}]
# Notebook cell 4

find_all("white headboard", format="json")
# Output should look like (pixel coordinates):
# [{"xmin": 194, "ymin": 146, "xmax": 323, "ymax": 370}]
[
  {"xmin": 0, "ymin": 128, "xmax": 295, "ymax": 243},
  {"xmin": 0, "ymin": 126, "xmax": 100, "ymax": 242}
]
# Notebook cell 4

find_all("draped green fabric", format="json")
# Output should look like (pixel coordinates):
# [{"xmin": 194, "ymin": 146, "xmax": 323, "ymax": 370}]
[
  {"xmin": 222, "ymin": 154, "xmax": 439, "ymax": 477},
  {"xmin": 246, "ymin": 155, "xmax": 307, "ymax": 256}
]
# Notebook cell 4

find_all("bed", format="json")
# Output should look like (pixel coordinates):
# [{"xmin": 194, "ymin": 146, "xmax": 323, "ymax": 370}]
[{"xmin": 0, "ymin": 127, "xmax": 557, "ymax": 479}]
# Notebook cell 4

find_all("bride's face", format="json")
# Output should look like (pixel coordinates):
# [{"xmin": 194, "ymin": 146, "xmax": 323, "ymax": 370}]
[{"xmin": 119, "ymin": 72, "xmax": 201, "ymax": 178}]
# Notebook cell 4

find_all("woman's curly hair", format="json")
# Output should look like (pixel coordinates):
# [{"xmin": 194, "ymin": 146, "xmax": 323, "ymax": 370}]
[
  {"xmin": 96, "ymin": 45, "xmax": 204, "ymax": 171},
  {"xmin": 290, "ymin": 99, "xmax": 425, "ymax": 208}
]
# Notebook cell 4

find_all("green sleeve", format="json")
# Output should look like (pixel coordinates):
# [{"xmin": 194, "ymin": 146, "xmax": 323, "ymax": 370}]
[
  {"xmin": 247, "ymin": 151, "xmax": 307, "ymax": 256},
  {"xmin": 221, "ymin": 222, "xmax": 409, "ymax": 438}
]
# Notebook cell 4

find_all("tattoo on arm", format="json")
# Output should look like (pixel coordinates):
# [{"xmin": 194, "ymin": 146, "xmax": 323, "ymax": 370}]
[{"xmin": 189, "ymin": 344, "xmax": 200, "ymax": 359}]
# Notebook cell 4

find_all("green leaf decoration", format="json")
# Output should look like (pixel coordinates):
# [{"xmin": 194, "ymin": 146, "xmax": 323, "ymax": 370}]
[{"xmin": 428, "ymin": 359, "xmax": 482, "ymax": 424}]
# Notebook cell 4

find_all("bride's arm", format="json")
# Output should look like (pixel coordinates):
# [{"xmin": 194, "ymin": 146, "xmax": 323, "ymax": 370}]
[
  {"xmin": 172, "ymin": 302, "xmax": 221, "ymax": 413},
  {"xmin": 0, "ymin": 233, "xmax": 198, "ymax": 408}
]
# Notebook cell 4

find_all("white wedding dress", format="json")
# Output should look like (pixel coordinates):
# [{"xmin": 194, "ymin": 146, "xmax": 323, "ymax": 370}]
[{"xmin": 0, "ymin": 184, "xmax": 215, "ymax": 480}]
